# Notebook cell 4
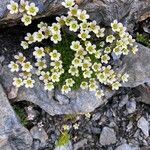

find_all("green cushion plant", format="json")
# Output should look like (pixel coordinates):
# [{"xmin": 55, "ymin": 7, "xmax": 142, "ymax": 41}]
[{"xmin": 7, "ymin": 0, "xmax": 138, "ymax": 98}]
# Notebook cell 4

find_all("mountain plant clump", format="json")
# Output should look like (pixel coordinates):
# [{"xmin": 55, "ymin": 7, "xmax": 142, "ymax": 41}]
[{"xmin": 7, "ymin": 0, "xmax": 138, "ymax": 98}]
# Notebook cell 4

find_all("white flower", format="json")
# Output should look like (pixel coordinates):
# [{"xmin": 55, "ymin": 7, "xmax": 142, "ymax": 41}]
[
  {"xmin": 112, "ymin": 81, "xmax": 121, "ymax": 90},
  {"xmin": 51, "ymin": 33, "xmax": 62, "ymax": 44},
  {"xmin": 68, "ymin": 5, "xmax": 78, "ymax": 16},
  {"xmin": 101, "ymin": 54, "xmax": 110, "ymax": 64},
  {"xmin": 19, "ymin": 71, "xmax": 32, "ymax": 79},
  {"xmin": 49, "ymin": 50, "xmax": 61, "ymax": 61},
  {"xmin": 35, "ymin": 70, "xmax": 41, "ymax": 76},
  {"xmin": 38, "ymin": 21, "xmax": 48, "ymax": 29},
  {"xmin": 24, "ymin": 78, "xmax": 35, "ymax": 88},
  {"xmin": 27, "ymin": 114, "xmax": 34, "ymax": 120},
  {"xmin": 51, "ymin": 61, "xmax": 62, "ymax": 69},
  {"xmin": 121, "ymin": 73, "xmax": 129, "ymax": 83},
  {"xmin": 25, "ymin": 33, "xmax": 35, "ymax": 44},
  {"xmin": 89, "ymin": 83, "xmax": 98, "ymax": 91},
  {"xmin": 97, "ymin": 72, "xmax": 107, "ymax": 84},
  {"xmin": 63, "ymin": 125, "xmax": 70, "ymax": 131},
  {"xmin": 89, "ymin": 21, "xmax": 97, "ymax": 31},
  {"xmin": 80, "ymin": 81, "xmax": 88, "ymax": 89},
  {"xmin": 51, "ymin": 23, "xmax": 61, "ymax": 34},
  {"xmin": 85, "ymin": 42, "xmax": 96, "ymax": 54},
  {"xmin": 81, "ymin": 62, "xmax": 91, "ymax": 71},
  {"xmin": 95, "ymin": 50, "xmax": 102, "ymax": 59},
  {"xmin": 122, "ymin": 48, "xmax": 129, "ymax": 55},
  {"xmin": 72, "ymin": 57, "xmax": 82, "ymax": 67},
  {"xmin": 78, "ymin": 30, "xmax": 90, "ymax": 41},
  {"xmin": 96, "ymin": 28, "xmax": 105, "ymax": 38},
  {"xmin": 7, "ymin": 0, "xmax": 18, "ymax": 14},
  {"xmin": 80, "ymin": 21, "xmax": 89, "ymax": 31},
  {"xmin": 89, "ymin": 78, "xmax": 96, "ymax": 84},
  {"xmin": 92, "ymin": 62, "xmax": 101, "ymax": 72},
  {"xmin": 73, "ymin": 123, "xmax": 79, "ymax": 130},
  {"xmin": 75, "ymin": 49, "xmax": 87, "ymax": 59},
  {"xmin": 42, "ymin": 26, "xmax": 51, "ymax": 39},
  {"xmin": 19, "ymin": 0, "xmax": 29, "ymax": 13},
  {"xmin": 84, "ymin": 56, "xmax": 91, "ymax": 63},
  {"xmin": 56, "ymin": 16, "xmax": 66, "ymax": 26},
  {"xmin": 131, "ymin": 45, "xmax": 138, "ymax": 54},
  {"xmin": 70, "ymin": 41, "xmax": 82, "ymax": 51},
  {"xmin": 33, "ymin": 31, "xmax": 45, "ymax": 42},
  {"xmin": 106, "ymin": 35, "xmax": 115, "ymax": 43},
  {"xmin": 95, "ymin": 90, "xmax": 104, "ymax": 98},
  {"xmin": 44, "ymin": 82, "xmax": 54, "ymax": 91},
  {"xmin": 14, "ymin": 52, "xmax": 26, "ymax": 64},
  {"xmin": 85, "ymin": 113, "xmax": 91, "ymax": 118},
  {"xmin": 64, "ymin": 16, "xmax": 74, "ymax": 26},
  {"xmin": 102, "ymin": 65, "xmax": 114, "ymax": 77},
  {"xmin": 35, "ymin": 59, "xmax": 47, "ymax": 70},
  {"xmin": 33, "ymin": 47, "xmax": 45, "ymax": 59},
  {"xmin": 77, "ymin": 10, "xmax": 89, "ymax": 21},
  {"xmin": 21, "ymin": 14, "xmax": 32, "ymax": 26},
  {"xmin": 39, "ymin": 71, "xmax": 50, "ymax": 83},
  {"xmin": 104, "ymin": 47, "xmax": 111, "ymax": 54},
  {"xmin": 21, "ymin": 41, "xmax": 29, "ymax": 49},
  {"xmin": 26, "ymin": 2, "xmax": 39, "ymax": 16},
  {"xmin": 22, "ymin": 62, "xmax": 33, "ymax": 72},
  {"xmin": 99, "ymin": 41, "xmax": 105, "ymax": 48},
  {"xmin": 61, "ymin": 84, "xmax": 71, "ymax": 94},
  {"xmin": 113, "ymin": 46, "xmax": 122, "ymax": 55},
  {"xmin": 13, "ymin": 77, "xmax": 23, "ymax": 87},
  {"xmin": 69, "ymin": 20, "xmax": 79, "ymax": 32},
  {"xmin": 111, "ymin": 20, "xmax": 123, "ymax": 32},
  {"xmin": 51, "ymin": 72, "xmax": 60, "ymax": 82},
  {"xmin": 83, "ymin": 70, "xmax": 93, "ymax": 78},
  {"xmin": 62, "ymin": 0, "xmax": 75, "ymax": 8},
  {"xmin": 68, "ymin": 65, "xmax": 79, "ymax": 76},
  {"xmin": 107, "ymin": 74, "xmax": 117, "ymax": 84},
  {"xmin": 65, "ymin": 78, "xmax": 75, "ymax": 87},
  {"xmin": 8, "ymin": 61, "xmax": 19, "ymax": 72}
]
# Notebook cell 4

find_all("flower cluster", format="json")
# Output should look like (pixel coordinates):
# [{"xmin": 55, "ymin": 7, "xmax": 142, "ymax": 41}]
[
  {"xmin": 8, "ymin": 52, "xmax": 35, "ymax": 88},
  {"xmin": 8, "ymin": 0, "xmax": 138, "ymax": 98},
  {"xmin": 7, "ymin": 0, "xmax": 39, "ymax": 26}
]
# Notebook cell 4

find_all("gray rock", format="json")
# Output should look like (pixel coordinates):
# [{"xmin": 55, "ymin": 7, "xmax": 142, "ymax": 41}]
[
  {"xmin": 136, "ymin": 85, "xmax": 150, "ymax": 105},
  {"xmin": 92, "ymin": 112, "xmax": 101, "ymax": 121},
  {"xmin": 122, "ymin": 44, "xmax": 150, "ymax": 88},
  {"xmin": 30, "ymin": 126, "xmax": 48, "ymax": 148},
  {"xmin": 0, "ymin": 0, "xmax": 149, "ymax": 30},
  {"xmin": 119, "ymin": 95, "xmax": 129, "ymax": 108},
  {"xmin": 99, "ymin": 127, "xmax": 116, "ymax": 146},
  {"xmin": 7, "ymin": 86, "xmax": 18, "ymax": 99},
  {"xmin": 126, "ymin": 99, "xmax": 136, "ymax": 114},
  {"xmin": 54, "ymin": 141, "xmax": 73, "ymax": 150},
  {"xmin": 0, "ymin": 84, "xmax": 33, "ymax": 150},
  {"xmin": 55, "ymin": 89, "xmax": 70, "ymax": 105},
  {"xmin": 0, "ymin": 65, "xmax": 114, "ymax": 115},
  {"xmin": 73, "ymin": 139, "xmax": 87, "ymax": 150},
  {"xmin": 137, "ymin": 117, "xmax": 149, "ymax": 138},
  {"xmin": 115, "ymin": 144, "xmax": 139, "ymax": 150},
  {"xmin": 122, "ymin": 44, "xmax": 150, "ymax": 105}
]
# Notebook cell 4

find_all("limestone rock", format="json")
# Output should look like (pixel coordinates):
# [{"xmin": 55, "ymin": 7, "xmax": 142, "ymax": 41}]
[
  {"xmin": 0, "ymin": 65, "xmax": 114, "ymax": 115},
  {"xmin": 0, "ymin": 84, "xmax": 33, "ymax": 150},
  {"xmin": 115, "ymin": 144, "xmax": 139, "ymax": 150},
  {"xmin": 30, "ymin": 126, "xmax": 48, "ymax": 148},
  {"xmin": 99, "ymin": 127, "xmax": 116, "ymax": 146},
  {"xmin": 0, "ymin": 0, "xmax": 149, "ymax": 30},
  {"xmin": 136, "ymin": 85, "xmax": 150, "ymax": 105},
  {"xmin": 137, "ymin": 117, "xmax": 149, "ymax": 138},
  {"xmin": 122, "ymin": 44, "xmax": 150, "ymax": 87}
]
